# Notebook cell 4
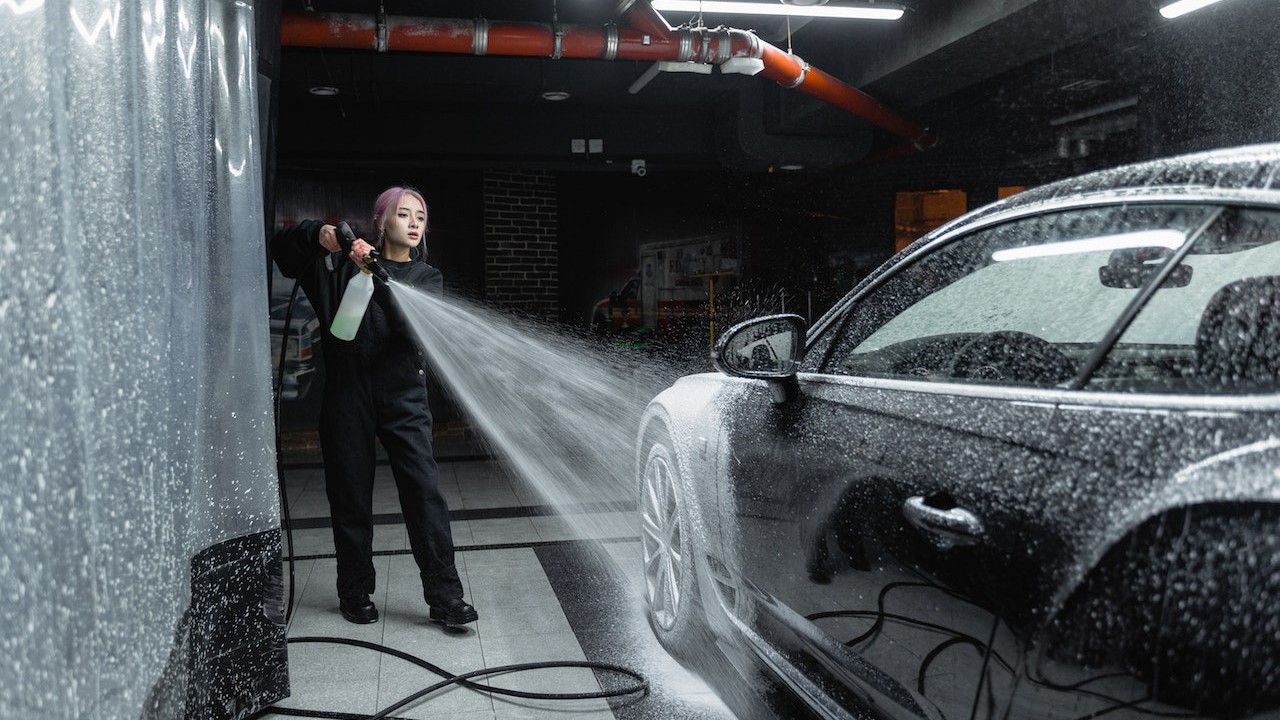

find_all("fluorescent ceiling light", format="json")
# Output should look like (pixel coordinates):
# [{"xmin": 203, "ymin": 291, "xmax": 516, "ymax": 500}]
[
  {"xmin": 651, "ymin": 1, "xmax": 904, "ymax": 20},
  {"xmin": 991, "ymin": 230, "xmax": 1186, "ymax": 262},
  {"xmin": 1159, "ymin": 0, "xmax": 1230, "ymax": 18}
]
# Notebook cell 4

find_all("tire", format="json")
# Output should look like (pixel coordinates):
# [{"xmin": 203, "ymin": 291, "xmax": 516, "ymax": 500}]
[
  {"xmin": 640, "ymin": 425, "xmax": 704, "ymax": 657},
  {"xmin": 639, "ymin": 426, "xmax": 820, "ymax": 720}
]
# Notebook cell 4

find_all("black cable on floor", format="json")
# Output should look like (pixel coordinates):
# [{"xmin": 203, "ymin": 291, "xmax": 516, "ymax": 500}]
[
  {"xmin": 806, "ymin": 585, "xmax": 1197, "ymax": 719},
  {"xmin": 262, "ymin": 636, "xmax": 648, "ymax": 720}
]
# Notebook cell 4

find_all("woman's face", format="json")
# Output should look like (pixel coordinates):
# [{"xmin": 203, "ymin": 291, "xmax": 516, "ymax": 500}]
[{"xmin": 381, "ymin": 194, "xmax": 426, "ymax": 259}]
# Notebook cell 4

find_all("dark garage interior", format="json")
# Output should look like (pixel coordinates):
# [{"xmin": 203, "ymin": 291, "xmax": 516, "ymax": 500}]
[
  {"xmin": 264, "ymin": 0, "xmax": 1280, "ymax": 331},
  {"xmin": 254, "ymin": 2, "xmax": 1280, "ymax": 718},
  {"xmin": 4, "ymin": 1, "xmax": 1280, "ymax": 719}
]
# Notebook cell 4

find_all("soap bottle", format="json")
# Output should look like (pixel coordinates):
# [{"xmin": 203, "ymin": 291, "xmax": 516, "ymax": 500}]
[{"xmin": 330, "ymin": 266, "xmax": 374, "ymax": 341}]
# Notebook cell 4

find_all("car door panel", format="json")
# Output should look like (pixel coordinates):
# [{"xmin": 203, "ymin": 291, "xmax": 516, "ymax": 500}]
[
  {"xmin": 1007, "ymin": 401, "xmax": 1280, "ymax": 719},
  {"xmin": 717, "ymin": 374, "xmax": 1061, "ymax": 720}
]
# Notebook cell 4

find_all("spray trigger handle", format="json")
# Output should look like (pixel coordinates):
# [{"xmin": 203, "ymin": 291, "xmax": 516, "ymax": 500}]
[{"xmin": 335, "ymin": 222, "xmax": 358, "ymax": 253}]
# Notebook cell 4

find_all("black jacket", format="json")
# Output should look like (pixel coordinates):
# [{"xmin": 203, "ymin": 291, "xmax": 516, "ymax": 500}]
[{"xmin": 272, "ymin": 219, "xmax": 443, "ymax": 381}]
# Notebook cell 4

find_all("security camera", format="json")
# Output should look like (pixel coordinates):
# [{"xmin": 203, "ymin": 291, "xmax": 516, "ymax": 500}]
[{"xmin": 630, "ymin": 159, "xmax": 647, "ymax": 177}]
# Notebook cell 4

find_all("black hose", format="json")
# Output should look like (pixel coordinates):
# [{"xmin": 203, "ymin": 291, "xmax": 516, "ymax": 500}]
[
  {"xmin": 263, "ymin": 636, "xmax": 648, "ymax": 720},
  {"xmin": 273, "ymin": 279, "xmax": 302, "ymax": 626},
  {"xmin": 807, "ymin": 583, "xmax": 1196, "ymax": 719}
]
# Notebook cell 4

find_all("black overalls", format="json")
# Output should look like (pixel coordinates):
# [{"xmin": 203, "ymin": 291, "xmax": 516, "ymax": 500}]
[{"xmin": 272, "ymin": 220, "xmax": 463, "ymax": 605}]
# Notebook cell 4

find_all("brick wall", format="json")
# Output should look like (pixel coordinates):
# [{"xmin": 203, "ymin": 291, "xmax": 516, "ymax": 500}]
[{"xmin": 483, "ymin": 171, "xmax": 558, "ymax": 318}]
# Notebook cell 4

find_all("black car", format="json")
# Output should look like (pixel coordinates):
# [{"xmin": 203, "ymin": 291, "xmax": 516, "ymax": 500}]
[{"xmin": 637, "ymin": 144, "xmax": 1280, "ymax": 720}]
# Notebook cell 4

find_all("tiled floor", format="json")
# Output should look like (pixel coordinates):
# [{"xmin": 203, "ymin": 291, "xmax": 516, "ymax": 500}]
[{"xmin": 258, "ymin": 432, "xmax": 738, "ymax": 720}]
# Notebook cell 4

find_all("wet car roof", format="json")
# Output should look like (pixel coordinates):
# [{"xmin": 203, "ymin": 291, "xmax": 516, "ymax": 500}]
[{"xmin": 966, "ymin": 142, "xmax": 1280, "ymax": 226}]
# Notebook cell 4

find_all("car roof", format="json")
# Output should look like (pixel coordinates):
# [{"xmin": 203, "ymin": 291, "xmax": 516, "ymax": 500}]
[{"xmin": 950, "ymin": 142, "xmax": 1280, "ymax": 234}]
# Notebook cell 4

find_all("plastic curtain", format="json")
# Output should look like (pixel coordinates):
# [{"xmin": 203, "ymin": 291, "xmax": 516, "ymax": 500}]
[{"xmin": 0, "ymin": 1, "xmax": 279, "ymax": 717}]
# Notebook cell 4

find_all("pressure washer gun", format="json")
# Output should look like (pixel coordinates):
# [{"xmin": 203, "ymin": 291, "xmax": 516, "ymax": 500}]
[{"xmin": 335, "ymin": 221, "xmax": 391, "ymax": 284}]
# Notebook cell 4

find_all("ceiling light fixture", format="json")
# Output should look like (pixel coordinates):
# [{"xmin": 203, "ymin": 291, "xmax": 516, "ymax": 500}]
[
  {"xmin": 1158, "ymin": 0, "xmax": 1231, "ymax": 18},
  {"xmin": 308, "ymin": 86, "xmax": 339, "ymax": 96},
  {"xmin": 540, "ymin": 90, "xmax": 571, "ymax": 101},
  {"xmin": 651, "ymin": 0, "xmax": 904, "ymax": 20}
]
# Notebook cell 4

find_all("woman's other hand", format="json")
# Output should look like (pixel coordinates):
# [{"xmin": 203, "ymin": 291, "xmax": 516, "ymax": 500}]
[
  {"xmin": 318, "ymin": 223, "xmax": 342, "ymax": 253},
  {"xmin": 319, "ymin": 224, "xmax": 372, "ymax": 266}
]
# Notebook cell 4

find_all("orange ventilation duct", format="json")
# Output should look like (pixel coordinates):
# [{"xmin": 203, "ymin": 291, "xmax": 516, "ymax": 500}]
[{"xmin": 280, "ymin": 2, "xmax": 937, "ymax": 152}]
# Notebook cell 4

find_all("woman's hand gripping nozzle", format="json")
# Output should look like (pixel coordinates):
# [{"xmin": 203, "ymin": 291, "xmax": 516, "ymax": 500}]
[{"xmin": 337, "ymin": 221, "xmax": 391, "ymax": 285}]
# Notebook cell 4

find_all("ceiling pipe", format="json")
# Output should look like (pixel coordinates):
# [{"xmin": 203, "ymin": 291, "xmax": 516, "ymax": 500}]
[
  {"xmin": 753, "ymin": 43, "xmax": 935, "ymax": 149},
  {"xmin": 615, "ymin": 0, "xmax": 676, "ymax": 41},
  {"xmin": 280, "ymin": 2, "xmax": 937, "ymax": 152}
]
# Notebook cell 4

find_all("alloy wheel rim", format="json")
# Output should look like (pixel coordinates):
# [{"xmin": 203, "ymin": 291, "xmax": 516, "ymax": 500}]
[{"xmin": 641, "ymin": 449, "xmax": 684, "ymax": 631}]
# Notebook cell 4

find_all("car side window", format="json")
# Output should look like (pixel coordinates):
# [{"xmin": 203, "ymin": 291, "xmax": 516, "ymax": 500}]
[
  {"xmin": 1087, "ymin": 207, "xmax": 1280, "ymax": 394},
  {"xmin": 821, "ymin": 204, "xmax": 1219, "ymax": 388}
]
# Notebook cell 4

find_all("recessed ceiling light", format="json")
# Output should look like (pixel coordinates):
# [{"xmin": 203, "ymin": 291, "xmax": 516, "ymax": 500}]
[
  {"xmin": 778, "ymin": 162, "xmax": 805, "ymax": 171},
  {"xmin": 308, "ymin": 86, "xmax": 339, "ymax": 96},
  {"xmin": 541, "ymin": 90, "xmax": 571, "ymax": 101}
]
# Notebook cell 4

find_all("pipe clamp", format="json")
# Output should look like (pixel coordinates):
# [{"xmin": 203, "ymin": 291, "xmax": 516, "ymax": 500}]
[
  {"xmin": 678, "ymin": 27, "xmax": 693, "ymax": 62},
  {"xmin": 697, "ymin": 29, "xmax": 714, "ymax": 63},
  {"xmin": 375, "ymin": 8, "xmax": 388, "ymax": 51},
  {"xmin": 472, "ymin": 18, "xmax": 489, "ymax": 55},
  {"xmin": 785, "ymin": 58, "xmax": 809, "ymax": 88},
  {"xmin": 603, "ymin": 23, "xmax": 619, "ymax": 61}
]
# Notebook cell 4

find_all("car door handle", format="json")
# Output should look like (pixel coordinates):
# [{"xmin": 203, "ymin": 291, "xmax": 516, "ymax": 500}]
[{"xmin": 902, "ymin": 495, "xmax": 985, "ymax": 550}]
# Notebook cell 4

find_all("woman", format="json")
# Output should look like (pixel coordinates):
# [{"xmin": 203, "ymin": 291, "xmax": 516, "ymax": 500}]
[{"xmin": 272, "ymin": 186, "xmax": 477, "ymax": 627}]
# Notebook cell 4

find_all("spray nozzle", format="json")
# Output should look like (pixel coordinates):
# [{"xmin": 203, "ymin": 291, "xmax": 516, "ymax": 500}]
[{"xmin": 363, "ymin": 248, "xmax": 392, "ymax": 284}]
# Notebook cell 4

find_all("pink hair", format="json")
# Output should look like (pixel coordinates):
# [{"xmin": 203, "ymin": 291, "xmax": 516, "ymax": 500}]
[{"xmin": 371, "ymin": 186, "xmax": 429, "ymax": 249}]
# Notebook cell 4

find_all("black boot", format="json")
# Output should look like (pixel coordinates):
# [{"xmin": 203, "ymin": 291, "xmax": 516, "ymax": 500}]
[
  {"xmin": 340, "ymin": 594, "xmax": 379, "ymax": 624},
  {"xmin": 428, "ymin": 598, "xmax": 478, "ymax": 626}
]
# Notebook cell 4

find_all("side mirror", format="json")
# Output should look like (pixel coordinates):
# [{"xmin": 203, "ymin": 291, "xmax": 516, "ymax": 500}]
[{"xmin": 713, "ymin": 314, "xmax": 807, "ymax": 380}]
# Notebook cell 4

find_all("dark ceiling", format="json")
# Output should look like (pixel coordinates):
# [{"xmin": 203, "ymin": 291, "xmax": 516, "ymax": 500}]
[{"xmin": 273, "ymin": 0, "xmax": 1277, "ymax": 175}]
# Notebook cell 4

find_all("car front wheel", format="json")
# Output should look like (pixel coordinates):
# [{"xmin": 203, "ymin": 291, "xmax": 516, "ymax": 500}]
[{"xmin": 640, "ymin": 428, "xmax": 703, "ymax": 655}]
